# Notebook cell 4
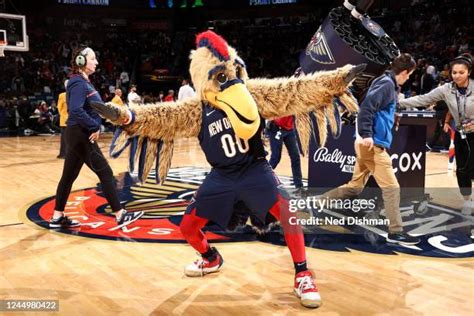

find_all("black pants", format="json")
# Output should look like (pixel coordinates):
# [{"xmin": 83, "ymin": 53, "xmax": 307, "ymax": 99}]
[
  {"xmin": 58, "ymin": 127, "xmax": 67, "ymax": 157},
  {"xmin": 454, "ymin": 131, "xmax": 474, "ymax": 197},
  {"xmin": 268, "ymin": 128, "xmax": 303, "ymax": 188},
  {"xmin": 55, "ymin": 125, "xmax": 122, "ymax": 212},
  {"xmin": 429, "ymin": 118, "xmax": 449, "ymax": 149}
]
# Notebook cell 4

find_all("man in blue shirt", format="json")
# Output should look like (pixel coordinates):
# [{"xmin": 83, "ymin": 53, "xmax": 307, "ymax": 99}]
[{"xmin": 324, "ymin": 53, "xmax": 420, "ymax": 246}]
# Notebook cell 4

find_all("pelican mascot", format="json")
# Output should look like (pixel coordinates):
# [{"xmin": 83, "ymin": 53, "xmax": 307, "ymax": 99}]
[{"xmin": 92, "ymin": 30, "xmax": 364, "ymax": 308}]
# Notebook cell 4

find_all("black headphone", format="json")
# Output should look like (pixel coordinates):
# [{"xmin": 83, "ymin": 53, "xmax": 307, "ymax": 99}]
[
  {"xmin": 452, "ymin": 55, "xmax": 472, "ymax": 70},
  {"xmin": 75, "ymin": 47, "xmax": 92, "ymax": 67}
]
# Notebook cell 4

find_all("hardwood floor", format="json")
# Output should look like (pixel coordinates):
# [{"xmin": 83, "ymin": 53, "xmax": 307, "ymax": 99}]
[{"xmin": 0, "ymin": 134, "xmax": 472, "ymax": 315}]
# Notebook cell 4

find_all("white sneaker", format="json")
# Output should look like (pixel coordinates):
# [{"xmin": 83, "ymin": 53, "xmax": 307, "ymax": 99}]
[
  {"xmin": 294, "ymin": 270, "xmax": 322, "ymax": 308},
  {"xmin": 184, "ymin": 248, "xmax": 224, "ymax": 277},
  {"xmin": 461, "ymin": 201, "xmax": 473, "ymax": 216},
  {"xmin": 116, "ymin": 210, "xmax": 144, "ymax": 226}
]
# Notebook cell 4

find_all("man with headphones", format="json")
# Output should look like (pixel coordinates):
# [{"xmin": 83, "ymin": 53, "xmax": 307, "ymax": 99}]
[{"xmin": 50, "ymin": 46, "xmax": 142, "ymax": 228}]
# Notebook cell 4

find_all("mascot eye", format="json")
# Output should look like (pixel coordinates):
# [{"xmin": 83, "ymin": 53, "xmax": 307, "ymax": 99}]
[
  {"xmin": 216, "ymin": 73, "xmax": 228, "ymax": 85},
  {"xmin": 236, "ymin": 67, "xmax": 242, "ymax": 78}
]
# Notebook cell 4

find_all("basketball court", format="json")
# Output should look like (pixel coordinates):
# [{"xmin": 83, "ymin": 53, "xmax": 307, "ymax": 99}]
[
  {"xmin": 0, "ymin": 4, "xmax": 473, "ymax": 315},
  {"xmin": 1, "ymin": 133, "xmax": 473, "ymax": 315}
]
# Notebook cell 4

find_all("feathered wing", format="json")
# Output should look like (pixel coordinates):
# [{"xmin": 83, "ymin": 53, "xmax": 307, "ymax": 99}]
[
  {"xmin": 247, "ymin": 64, "xmax": 360, "ymax": 153},
  {"xmin": 107, "ymin": 97, "xmax": 203, "ymax": 139},
  {"xmin": 97, "ymin": 97, "xmax": 203, "ymax": 184}
]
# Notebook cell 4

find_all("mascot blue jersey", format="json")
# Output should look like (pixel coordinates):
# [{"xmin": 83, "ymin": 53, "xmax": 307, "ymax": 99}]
[{"xmin": 198, "ymin": 103, "xmax": 266, "ymax": 177}]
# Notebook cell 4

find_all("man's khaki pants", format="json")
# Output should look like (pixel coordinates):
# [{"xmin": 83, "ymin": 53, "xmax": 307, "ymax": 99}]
[{"xmin": 324, "ymin": 142, "xmax": 403, "ymax": 233}]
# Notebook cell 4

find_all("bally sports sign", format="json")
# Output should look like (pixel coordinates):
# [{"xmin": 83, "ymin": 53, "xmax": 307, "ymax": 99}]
[{"xmin": 308, "ymin": 125, "xmax": 426, "ymax": 189}]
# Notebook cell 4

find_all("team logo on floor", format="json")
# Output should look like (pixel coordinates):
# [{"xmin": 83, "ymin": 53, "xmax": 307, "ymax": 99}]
[
  {"xmin": 25, "ymin": 167, "xmax": 473, "ymax": 258},
  {"xmin": 297, "ymin": 202, "xmax": 473, "ymax": 259},
  {"xmin": 26, "ymin": 167, "xmax": 254, "ymax": 243}
]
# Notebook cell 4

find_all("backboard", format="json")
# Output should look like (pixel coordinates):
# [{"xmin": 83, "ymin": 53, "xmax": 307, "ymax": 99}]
[
  {"xmin": 0, "ymin": 29, "xmax": 5, "ymax": 57},
  {"xmin": 0, "ymin": 13, "xmax": 29, "ymax": 52}
]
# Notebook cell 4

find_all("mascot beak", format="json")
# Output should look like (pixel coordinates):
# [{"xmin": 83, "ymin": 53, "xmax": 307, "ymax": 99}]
[{"xmin": 205, "ymin": 82, "xmax": 260, "ymax": 140}]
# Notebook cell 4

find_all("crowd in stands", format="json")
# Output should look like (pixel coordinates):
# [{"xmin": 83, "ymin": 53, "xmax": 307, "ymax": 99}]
[
  {"xmin": 0, "ymin": 0, "xmax": 471, "ymax": 136},
  {"xmin": 0, "ymin": 15, "xmax": 138, "ymax": 134},
  {"xmin": 375, "ymin": 0, "xmax": 472, "ymax": 95}
]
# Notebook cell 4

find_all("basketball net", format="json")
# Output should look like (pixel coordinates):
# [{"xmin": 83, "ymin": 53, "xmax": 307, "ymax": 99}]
[{"xmin": 0, "ymin": 40, "xmax": 5, "ymax": 58}]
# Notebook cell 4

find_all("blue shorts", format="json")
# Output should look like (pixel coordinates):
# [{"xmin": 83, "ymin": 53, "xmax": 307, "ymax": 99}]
[{"xmin": 186, "ymin": 160, "xmax": 280, "ymax": 228}]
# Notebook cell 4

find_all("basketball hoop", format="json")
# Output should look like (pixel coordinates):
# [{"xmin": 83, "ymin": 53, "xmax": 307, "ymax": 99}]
[{"xmin": 0, "ymin": 41, "xmax": 5, "ymax": 58}]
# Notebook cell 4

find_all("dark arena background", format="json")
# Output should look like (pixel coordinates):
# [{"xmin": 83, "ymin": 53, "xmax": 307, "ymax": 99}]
[{"xmin": 0, "ymin": 0, "xmax": 473, "ymax": 315}]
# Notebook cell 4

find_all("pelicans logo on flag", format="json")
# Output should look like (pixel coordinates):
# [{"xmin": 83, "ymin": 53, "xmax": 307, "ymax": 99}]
[{"xmin": 305, "ymin": 27, "xmax": 335, "ymax": 64}]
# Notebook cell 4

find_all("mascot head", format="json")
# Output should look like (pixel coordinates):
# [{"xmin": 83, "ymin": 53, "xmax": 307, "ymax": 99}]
[{"xmin": 189, "ymin": 30, "xmax": 259, "ymax": 140}]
